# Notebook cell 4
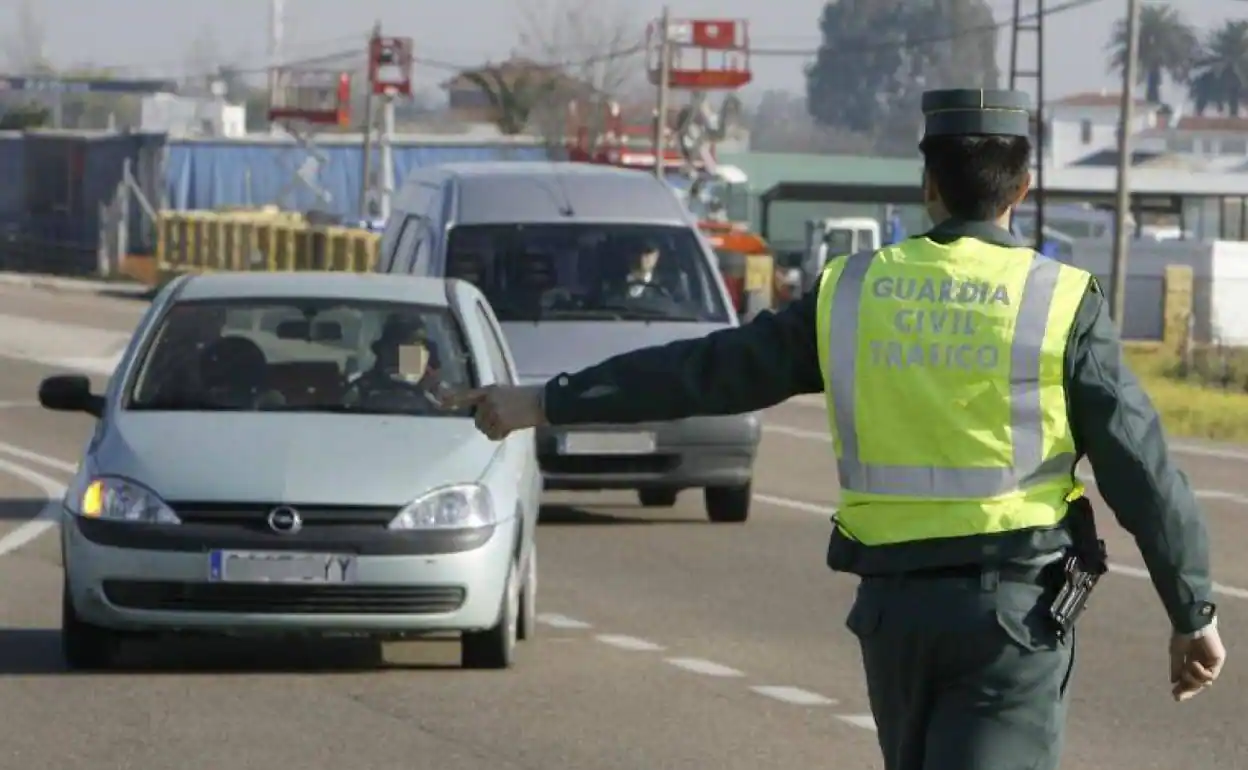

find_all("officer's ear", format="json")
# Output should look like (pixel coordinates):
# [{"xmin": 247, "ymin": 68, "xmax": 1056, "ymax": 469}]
[{"xmin": 1012, "ymin": 171, "xmax": 1032, "ymax": 207}]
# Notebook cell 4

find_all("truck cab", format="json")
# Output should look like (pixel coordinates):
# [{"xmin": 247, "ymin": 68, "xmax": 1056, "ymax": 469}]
[{"xmin": 801, "ymin": 217, "xmax": 882, "ymax": 292}]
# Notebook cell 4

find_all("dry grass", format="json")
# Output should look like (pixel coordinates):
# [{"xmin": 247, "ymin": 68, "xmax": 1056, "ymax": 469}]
[{"xmin": 1126, "ymin": 346, "xmax": 1248, "ymax": 442}]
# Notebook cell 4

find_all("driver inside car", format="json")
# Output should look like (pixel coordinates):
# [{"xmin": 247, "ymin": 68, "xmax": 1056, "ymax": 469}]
[
  {"xmin": 347, "ymin": 313, "xmax": 449, "ymax": 409},
  {"xmin": 624, "ymin": 239, "xmax": 662, "ymax": 298}
]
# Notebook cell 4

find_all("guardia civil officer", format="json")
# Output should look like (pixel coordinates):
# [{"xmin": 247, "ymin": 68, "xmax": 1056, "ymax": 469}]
[{"xmin": 455, "ymin": 89, "xmax": 1226, "ymax": 770}]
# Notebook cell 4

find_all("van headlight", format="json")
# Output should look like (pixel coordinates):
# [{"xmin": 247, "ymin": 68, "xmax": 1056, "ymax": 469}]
[
  {"xmin": 77, "ymin": 477, "xmax": 180, "ymax": 524},
  {"xmin": 389, "ymin": 484, "xmax": 495, "ymax": 530}
]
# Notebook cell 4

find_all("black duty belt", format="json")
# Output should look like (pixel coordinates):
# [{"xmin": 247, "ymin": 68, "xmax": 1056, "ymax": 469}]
[{"xmin": 892, "ymin": 562, "xmax": 1050, "ymax": 584}]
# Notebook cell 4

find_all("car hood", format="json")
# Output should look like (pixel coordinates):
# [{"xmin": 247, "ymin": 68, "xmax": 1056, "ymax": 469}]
[
  {"xmin": 96, "ymin": 413, "xmax": 497, "ymax": 506},
  {"xmin": 501, "ymin": 320, "xmax": 728, "ymax": 380}
]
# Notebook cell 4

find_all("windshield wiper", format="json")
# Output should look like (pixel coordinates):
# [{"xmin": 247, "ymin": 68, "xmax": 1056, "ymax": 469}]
[{"xmin": 127, "ymin": 400, "xmax": 237, "ymax": 411}]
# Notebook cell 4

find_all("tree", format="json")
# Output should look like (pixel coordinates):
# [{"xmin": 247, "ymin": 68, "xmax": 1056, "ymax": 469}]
[
  {"xmin": 511, "ymin": 0, "xmax": 644, "ymax": 142},
  {"xmin": 1189, "ymin": 20, "xmax": 1248, "ymax": 116},
  {"xmin": 459, "ymin": 65, "xmax": 560, "ymax": 135},
  {"xmin": 1106, "ymin": 3, "xmax": 1198, "ymax": 104},
  {"xmin": 805, "ymin": 0, "xmax": 1000, "ymax": 155}
]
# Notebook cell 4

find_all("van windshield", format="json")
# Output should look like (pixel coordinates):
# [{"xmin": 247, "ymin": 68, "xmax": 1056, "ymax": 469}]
[{"xmin": 445, "ymin": 223, "xmax": 730, "ymax": 323}]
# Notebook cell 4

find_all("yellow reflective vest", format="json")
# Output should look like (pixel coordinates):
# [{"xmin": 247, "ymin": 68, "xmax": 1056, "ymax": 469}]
[{"xmin": 815, "ymin": 236, "xmax": 1092, "ymax": 547}]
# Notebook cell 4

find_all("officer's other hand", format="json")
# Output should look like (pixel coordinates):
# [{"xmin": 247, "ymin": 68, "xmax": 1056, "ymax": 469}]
[
  {"xmin": 1169, "ymin": 627, "xmax": 1226, "ymax": 702},
  {"xmin": 450, "ymin": 384, "xmax": 547, "ymax": 441}
]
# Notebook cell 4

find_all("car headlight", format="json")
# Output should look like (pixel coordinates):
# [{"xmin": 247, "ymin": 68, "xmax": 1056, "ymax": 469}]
[
  {"xmin": 389, "ymin": 484, "xmax": 495, "ymax": 530},
  {"xmin": 77, "ymin": 477, "xmax": 180, "ymax": 524}
]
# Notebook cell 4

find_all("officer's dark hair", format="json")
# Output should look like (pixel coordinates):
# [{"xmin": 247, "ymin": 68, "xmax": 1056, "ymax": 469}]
[{"xmin": 919, "ymin": 135, "xmax": 1032, "ymax": 221}]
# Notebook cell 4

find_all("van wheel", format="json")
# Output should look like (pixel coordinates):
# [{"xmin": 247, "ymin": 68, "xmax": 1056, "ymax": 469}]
[
  {"xmin": 518, "ymin": 548, "xmax": 537, "ymax": 642},
  {"xmin": 704, "ymin": 484, "xmax": 751, "ymax": 523},
  {"xmin": 638, "ymin": 488, "xmax": 679, "ymax": 508},
  {"xmin": 61, "ymin": 583, "xmax": 124, "ymax": 671},
  {"xmin": 461, "ymin": 559, "xmax": 519, "ymax": 669}
]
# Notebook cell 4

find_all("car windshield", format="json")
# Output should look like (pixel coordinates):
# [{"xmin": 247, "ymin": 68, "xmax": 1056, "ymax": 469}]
[
  {"xmin": 445, "ymin": 223, "xmax": 730, "ymax": 323},
  {"xmin": 126, "ymin": 298, "xmax": 477, "ymax": 416}
]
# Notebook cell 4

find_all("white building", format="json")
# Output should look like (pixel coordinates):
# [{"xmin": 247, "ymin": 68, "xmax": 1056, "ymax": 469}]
[
  {"xmin": 1046, "ymin": 90, "xmax": 1248, "ymax": 172},
  {"xmin": 140, "ymin": 94, "xmax": 247, "ymax": 138}
]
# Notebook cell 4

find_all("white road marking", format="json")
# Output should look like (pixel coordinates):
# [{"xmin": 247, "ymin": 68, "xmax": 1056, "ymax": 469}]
[
  {"xmin": 535, "ymin": 613, "xmax": 592, "ymax": 630},
  {"xmin": 750, "ymin": 685, "xmax": 838, "ymax": 706},
  {"xmin": 664, "ymin": 657, "xmax": 744, "ymax": 677},
  {"xmin": 836, "ymin": 714, "xmax": 877, "ymax": 731},
  {"xmin": 0, "ymin": 442, "xmax": 78, "ymax": 474},
  {"xmin": 0, "ymin": 457, "xmax": 65, "ymax": 555},
  {"xmin": 0, "ymin": 401, "xmax": 37, "ymax": 409},
  {"xmin": 595, "ymin": 634, "xmax": 665, "ymax": 651}
]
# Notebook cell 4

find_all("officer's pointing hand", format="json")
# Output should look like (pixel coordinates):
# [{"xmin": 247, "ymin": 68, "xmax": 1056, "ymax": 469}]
[
  {"xmin": 451, "ymin": 384, "xmax": 548, "ymax": 441},
  {"xmin": 1169, "ymin": 627, "xmax": 1226, "ymax": 702}
]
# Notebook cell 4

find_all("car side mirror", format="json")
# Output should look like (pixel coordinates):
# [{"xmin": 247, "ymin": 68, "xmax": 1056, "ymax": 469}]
[{"xmin": 38, "ymin": 374, "xmax": 105, "ymax": 418}]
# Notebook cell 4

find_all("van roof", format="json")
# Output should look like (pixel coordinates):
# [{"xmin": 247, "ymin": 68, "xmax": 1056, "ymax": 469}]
[{"xmin": 413, "ymin": 161, "xmax": 693, "ymax": 226}]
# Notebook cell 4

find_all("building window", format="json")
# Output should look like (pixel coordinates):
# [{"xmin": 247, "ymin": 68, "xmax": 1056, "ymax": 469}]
[{"xmin": 1080, "ymin": 119, "xmax": 1092, "ymax": 144}]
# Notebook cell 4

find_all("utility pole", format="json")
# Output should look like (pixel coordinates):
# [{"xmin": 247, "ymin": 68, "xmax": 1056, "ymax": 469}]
[
  {"xmin": 1109, "ymin": 0, "xmax": 1141, "ymax": 331},
  {"xmin": 267, "ymin": 0, "xmax": 285, "ymax": 114},
  {"xmin": 653, "ymin": 6, "xmax": 672, "ymax": 180},
  {"xmin": 1008, "ymin": 0, "xmax": 1046, "ymax": 251},
  {"xmin": 358, "ymin": 21, "xmax": 381, "ymax": 221}
]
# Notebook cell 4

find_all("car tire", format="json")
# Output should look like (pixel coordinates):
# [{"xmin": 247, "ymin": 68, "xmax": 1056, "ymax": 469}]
[
  {"xmin": 517, "ymin": 547, "xmax": 537, "ymax": 642},
  {"xmin": 704, "ymin": 483, "xmax": 752, "ymax": 523},
  {"xmin": 637, "ymin": 488, "xmax": 679, "ymax": 508},
  {"xmin": 61, "ymin": 583, "xmax": 124, "ymax": 671},
  {"xmin": 461, "ymin": 558, "xmax": 519, "ymax": 670}
]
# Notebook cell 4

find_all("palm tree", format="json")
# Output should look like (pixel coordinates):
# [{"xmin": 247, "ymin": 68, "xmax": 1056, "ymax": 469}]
[
  {"xmin": 1190, "ymin": 20, "xmax": 1248, "ymax": 116},
  {"xmin": 1106, "ymin": 3, "xmax": 1199, "ymax": 104}
]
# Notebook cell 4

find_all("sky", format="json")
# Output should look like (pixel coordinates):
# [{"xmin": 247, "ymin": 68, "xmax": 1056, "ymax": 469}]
[{"xmin": 0, "ymin": 0, "xmax": 1244, "ymax": 106}]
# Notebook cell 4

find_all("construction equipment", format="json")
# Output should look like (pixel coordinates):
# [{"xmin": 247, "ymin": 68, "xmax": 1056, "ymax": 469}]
[
  {"xmin": 267, "ymin": 67, "xmax": 352, "ymax": 210},
  {"xmin": 565, "ymin": 17, "xmax": 776, "ymax": 318}
]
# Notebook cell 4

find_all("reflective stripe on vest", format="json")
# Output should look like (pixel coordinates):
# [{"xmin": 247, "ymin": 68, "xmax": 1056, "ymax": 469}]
[{"xmin": 825, "ymin": 247, "xmax": 1078, "ymax": 499}]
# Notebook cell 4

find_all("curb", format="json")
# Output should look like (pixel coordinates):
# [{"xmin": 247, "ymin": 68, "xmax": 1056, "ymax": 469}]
[{"xmin": 0, "ymin": 272, "xmax": 151, "ymax": 297}]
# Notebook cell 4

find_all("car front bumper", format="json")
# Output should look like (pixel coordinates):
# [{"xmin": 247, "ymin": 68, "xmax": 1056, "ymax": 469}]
[{"xmin": 62, "ymin": 513, "xmax": 517, "ymax": 636}]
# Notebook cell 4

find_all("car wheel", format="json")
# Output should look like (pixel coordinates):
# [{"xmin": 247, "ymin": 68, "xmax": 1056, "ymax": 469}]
[
  {"xmin": 517, "ymin": 547, "xmax": 537, "ymax": 642},
  {"xmin": 61, "ymin": 582, "xmax": 124, "ymax": 671},
  {"xmin": 637, "ymin": 488, "xmax": 679, "ymax": 507},
  {"xmin": 461, "ymin": 558, "xmax": 519, "ymax": 669},
  {"xmin": 704, "ymin": 483, "xmax": 752, "ymax": 523}
]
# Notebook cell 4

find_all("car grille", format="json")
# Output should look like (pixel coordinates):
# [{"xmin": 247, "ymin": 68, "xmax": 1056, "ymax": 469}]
[
  {"xmin": 540, "ymin": 454, "xmax": 680, "ymax": 475},
  {"xmin": 169, "ymin": 503, "xmax": 397, "ymax": 528},
  {"xmin": 102, "ymin": 580, "xmax": 466, "ymax": 615}
]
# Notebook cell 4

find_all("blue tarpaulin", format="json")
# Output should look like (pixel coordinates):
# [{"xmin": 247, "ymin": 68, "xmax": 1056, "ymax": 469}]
[{"xmin": 164, "ymin": 141, "xmax": 550, "ymax": 216}]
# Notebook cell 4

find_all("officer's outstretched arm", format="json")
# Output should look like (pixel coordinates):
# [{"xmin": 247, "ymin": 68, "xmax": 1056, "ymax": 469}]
[
  {"xmin": 543, "ymin": 291, "xmax": 826, "ymax": 425},
  {"xmin": 1066, "ymin": 287, "xmax": 1214, "ymax": 633}
]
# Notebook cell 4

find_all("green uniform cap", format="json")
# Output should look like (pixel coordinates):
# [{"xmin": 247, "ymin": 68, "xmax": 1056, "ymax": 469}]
[{"xmin": 921, "ymin": 89, "xmax": 1032, "ymax": 138}]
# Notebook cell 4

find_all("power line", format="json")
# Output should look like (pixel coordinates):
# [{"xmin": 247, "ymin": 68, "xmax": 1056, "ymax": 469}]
[{"xmin": 750, "ymin": 0, "xmax": 1107, "ymax": 57}]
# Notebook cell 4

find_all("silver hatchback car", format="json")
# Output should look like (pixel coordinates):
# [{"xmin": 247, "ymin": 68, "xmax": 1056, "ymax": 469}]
[{"xmin": 39, "ymin": 272, "xmax": 541, "ymax": 671}]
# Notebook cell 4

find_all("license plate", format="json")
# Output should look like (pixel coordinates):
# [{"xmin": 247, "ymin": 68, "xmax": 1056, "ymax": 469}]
[
  {"xmin": 558, "ymin": 431, "xmax": 656, "ymax": 455},
  {"xmin": 208, "ymin": 551, "xmax": 356, "ymax": 583}
]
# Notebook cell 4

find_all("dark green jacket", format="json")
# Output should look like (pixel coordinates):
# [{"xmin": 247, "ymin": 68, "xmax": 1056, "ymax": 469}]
[{"xmin": 542, "ymin": 219, "xmax": 1213, "ymax": 633}]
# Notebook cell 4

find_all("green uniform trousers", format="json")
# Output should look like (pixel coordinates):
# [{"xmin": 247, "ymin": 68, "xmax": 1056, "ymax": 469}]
[{"xmin": 846, "ymin": 568, "xmax": 1077, "ymax": 770}]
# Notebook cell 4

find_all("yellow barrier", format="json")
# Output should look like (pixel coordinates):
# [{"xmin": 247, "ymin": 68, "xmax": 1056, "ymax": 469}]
[{"xmin": 156, "ymin": 211, "xmax": 381, "ymax": 278}]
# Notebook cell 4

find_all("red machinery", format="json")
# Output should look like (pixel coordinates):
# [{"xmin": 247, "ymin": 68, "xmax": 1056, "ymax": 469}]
[{"xmin": 565, "ymin": 19, "xmax": 773, "ymax": 316}]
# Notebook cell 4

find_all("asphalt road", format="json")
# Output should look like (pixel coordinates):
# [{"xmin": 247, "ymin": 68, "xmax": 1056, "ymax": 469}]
[{"xmin": 0, "ymin": 280, "xmax": 1243, "ymax": 769}]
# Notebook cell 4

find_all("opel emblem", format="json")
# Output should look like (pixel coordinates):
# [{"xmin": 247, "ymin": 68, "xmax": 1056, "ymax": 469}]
[{"xmin": 267, "ymin": 506, "xmax": 302, "ymax": 534}]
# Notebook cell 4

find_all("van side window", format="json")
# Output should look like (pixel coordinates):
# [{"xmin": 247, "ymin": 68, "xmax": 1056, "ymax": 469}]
[
  {"xmin": 474, "ymin": 303, "xmax": 513, "ymax": 385},
  {"xmin": 390, "ymin": 217, "xmax": 426, "ymax": 274}
]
